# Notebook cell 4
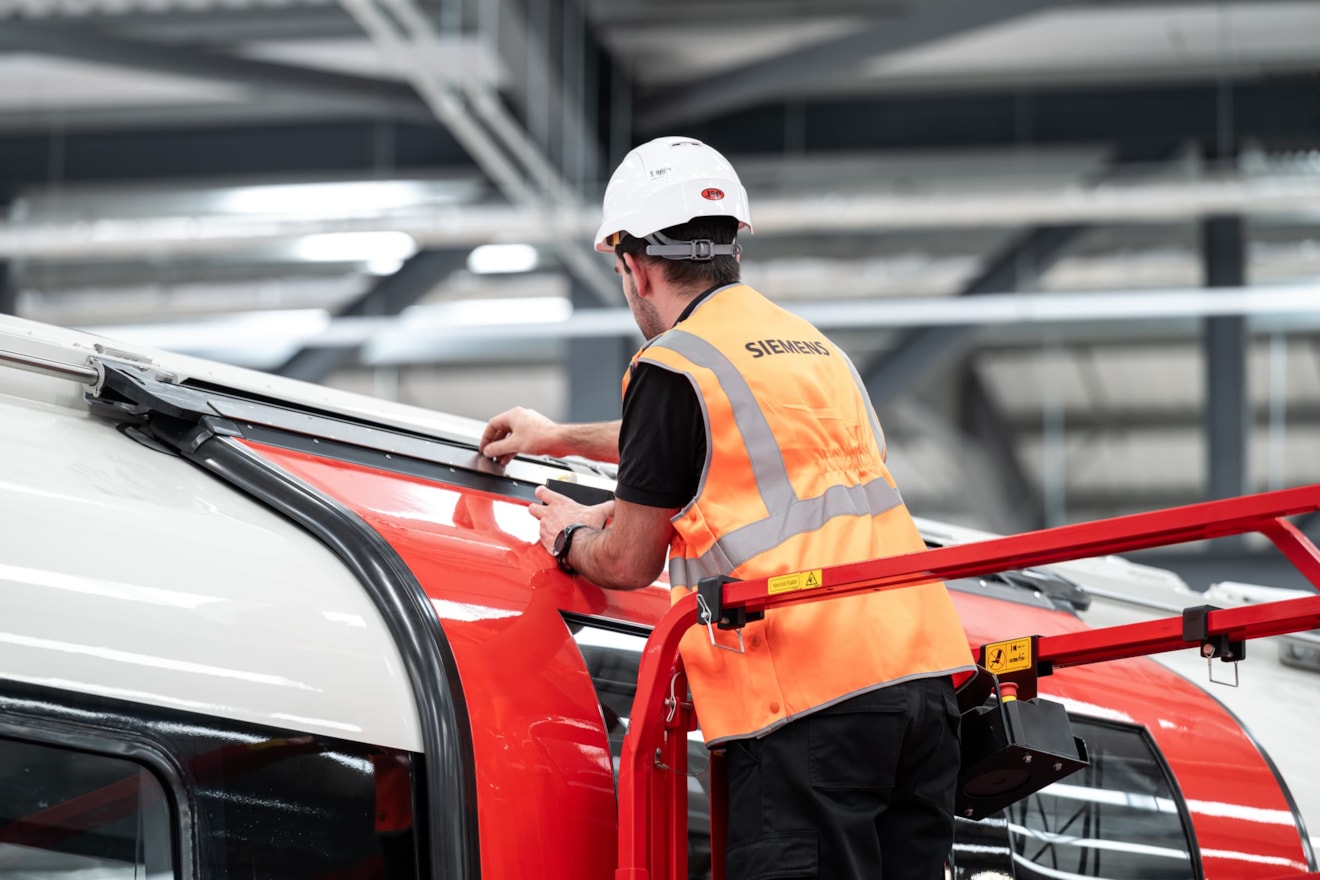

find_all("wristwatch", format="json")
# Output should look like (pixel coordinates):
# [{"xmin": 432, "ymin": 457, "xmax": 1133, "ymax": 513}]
[{"xmin": 552, "ymin": 523, "xmax": 588, "ymax": 574}]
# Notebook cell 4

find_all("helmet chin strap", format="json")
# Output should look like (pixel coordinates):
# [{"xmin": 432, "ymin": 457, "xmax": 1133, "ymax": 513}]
[{"xmin": 644, "ymin": 230, "xmax": 742, "ymax": 262}]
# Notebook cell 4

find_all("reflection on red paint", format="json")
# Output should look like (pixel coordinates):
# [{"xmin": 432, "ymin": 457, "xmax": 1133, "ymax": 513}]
[
  {"xmin": 239, "ymin": 440, "xmax": 1310, "ymax": 879},
  {"xmin": 241, "ymin": 441, "xmax": 664, "ymax": 880}
]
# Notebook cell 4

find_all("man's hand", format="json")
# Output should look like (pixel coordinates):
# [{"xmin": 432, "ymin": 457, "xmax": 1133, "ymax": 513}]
[
  {"xmin": 479, "ymin": 410, "xmax": 623, "ymax": 466},
  {"xmin": 530, "ymin": 485, "xmax": 613, "ymax": 556},
  {"xmin": 529, "ymin": 488, "xmax": 675, "ymax": 589},
  {"xmin": 480, "ymin": 407, "xmax": 561, "ymax": 466}
]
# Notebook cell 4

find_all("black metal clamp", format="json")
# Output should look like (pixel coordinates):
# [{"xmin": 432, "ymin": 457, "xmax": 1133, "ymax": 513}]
[
  {"xmin": 1182, "ymin": 604, "xmax": 1245, "ymax": 662},
  {"xmin": 694, "ymin": 575, "xmax": 763, "ymax": 654},
  {"xmin": 695, "ymin": 575, "xmax": 762, "ymax": 630},
  {"xmin": 1183, "ymin": 604, "xmax": 1245, "ymax": 686}
]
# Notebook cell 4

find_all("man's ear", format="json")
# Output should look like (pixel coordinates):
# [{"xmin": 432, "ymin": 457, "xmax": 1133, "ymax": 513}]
[{"xmin": 623, "ymin": 253, "xmax": 655, "ymax": 298}]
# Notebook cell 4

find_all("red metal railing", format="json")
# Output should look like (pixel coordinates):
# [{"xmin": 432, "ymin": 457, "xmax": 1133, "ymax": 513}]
[{"xmin": 616, "ymin": 483, "xmax": 1320, "ymax": 880}]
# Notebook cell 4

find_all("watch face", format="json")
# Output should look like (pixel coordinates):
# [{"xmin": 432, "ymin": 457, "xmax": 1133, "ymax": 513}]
[{"xmin": 553, "ymin": 524, "xmax": 581, "ymax": 574}]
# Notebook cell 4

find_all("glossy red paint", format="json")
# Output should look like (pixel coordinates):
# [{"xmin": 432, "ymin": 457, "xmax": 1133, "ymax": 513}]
[
  {"xmin": 244, "ymin": 440, "xmax": 1314, "ymax": 880},
  {"xmin": 241, "ymin": 441, "xmax": 666, "ymax": 880}
]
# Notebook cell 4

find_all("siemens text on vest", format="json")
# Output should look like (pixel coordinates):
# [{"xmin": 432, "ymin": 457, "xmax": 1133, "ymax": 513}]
[{"xmin": 744, "ymin": 338, "xmax": 831, "ymax": 358}]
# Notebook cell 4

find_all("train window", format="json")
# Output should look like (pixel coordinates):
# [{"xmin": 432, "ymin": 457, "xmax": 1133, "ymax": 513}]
[
  {"xmin": 569, "ymin": 621, "xmax": 713, "ymax": 880},
  {"xmin": 184, "ymin": 738, "xmax": 418, "ymax": 878},
  {"xmin": 1006, "ymin": 717, "xmax": 1196, "ymax": 879},
  {"xmin": 0, "ymin": 680, "xmax": 421, "ymax": 880},
  {"xmin": 0, "ymin": 738, "xmax": 175, "ymax": 878}
]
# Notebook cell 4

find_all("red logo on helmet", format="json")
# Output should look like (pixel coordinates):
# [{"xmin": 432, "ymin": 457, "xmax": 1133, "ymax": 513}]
[{"xmin": 701, "ymin": 187, "xmax": 725, "ymax": 201}]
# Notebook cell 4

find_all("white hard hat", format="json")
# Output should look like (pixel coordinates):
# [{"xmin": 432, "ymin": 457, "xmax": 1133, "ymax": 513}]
[{"xmin": 594, "ymin": 136, "xmax": 753, "ymax": 254}]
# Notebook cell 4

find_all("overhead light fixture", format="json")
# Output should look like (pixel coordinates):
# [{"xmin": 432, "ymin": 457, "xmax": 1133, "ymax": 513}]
[
  {"xmin": 366, "ymin": 257, "xmax": 407, "ymax": 276},
  {"xmin": 467, "ymin": 243, "xmax": 539, "ymax": 274},
  {"xmin": 402, "ymin": 296, "xmax": 571, "ymax": 327},
  {"xmin": 294, "ymin": 231, "xmax": 418, "ymax": 268},
  {"xmin": 220, "ymin": 180, "xmax": 469, "ymax": 216}
]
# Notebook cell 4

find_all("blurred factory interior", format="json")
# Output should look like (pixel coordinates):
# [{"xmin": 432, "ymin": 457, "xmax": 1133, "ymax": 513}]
[{"xmin": 2, "ymin": 0, "xmax": 1319, "ymax": 589}]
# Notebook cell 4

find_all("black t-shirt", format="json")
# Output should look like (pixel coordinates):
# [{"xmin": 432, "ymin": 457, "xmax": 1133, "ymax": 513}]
[
  {"xmin": 613, "ymin": 285, "xmax": 722, "ymax": 510},
  {"xmin": 615, "ymin": 362, "xmax": 705, "ymax": 509}
]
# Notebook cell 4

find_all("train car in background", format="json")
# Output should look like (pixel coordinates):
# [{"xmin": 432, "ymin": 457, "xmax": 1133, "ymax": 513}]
[
  {"xmin": 918, "ymin": 515, "xmax": 1320, "ymax": 848},
  {"xmin": 0, "ymin": 313, "xmax": 1315, "ymax": 880}
]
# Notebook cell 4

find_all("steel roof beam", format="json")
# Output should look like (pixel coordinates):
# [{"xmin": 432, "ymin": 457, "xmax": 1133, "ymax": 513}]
[
  {"xmin": 860, "ymin": 223, "xmax": 1083, "ymax": 408},
  {"xmin": 492, "ymin": 0, "xmax": 621, "ymax": 191},
  {"xmin": 992, "ymin": 403, "xmax": 1320, "ymax": 434},
  {"xmin": 638, "ymin": 0, "xmax": 1052, "ymax": 131},
  {"xmin": 0, "ymin": 265, "xmax": 12, "ymax": 317},
  {"xmin": 0, "ymin": 23, "xmax": 434, "ymax": 124},
  {"xmin": 1203, "ymin": 229, "xmax": 1250, "ymax": 512},
  {"xmin": 681, "ymin": 80, "xmax": 1320, "ymax": 153},
  {"xmin": 0, "ymin": 122, "xmax": 467, "ymax": 185},
  {"xmin": 860, "ymin": 143, "xmax": 1184, "ymax": 530},
  {"xmin": 0, "ymin": 96, "xmax": 435, "ymax": 136},
  {"xmin": 19, "ymin": 166, "xmax": 1320, "ymax": 259},
  {"xmin": 73, "ymin": 284, "xmax": 1320, "ymax": 369},
  {"xmin": 274, "ymin": 249, "xmax": 467, "ymax": 383},
  {"xmin": 958, "ymin": 365, "xmax": 1037, "ymax": 532},
  {"xmin": 859, "ymin": 141, "xmax": 1180, "ymax": 409},
  {"xmin": 1202, "ymin": 136, "xmax": 1250, "ymax": 520},
  {"xmin": 383, "ymin": 286, "xmax": 1320, "ymax": 352},
  {"xmin": 588, "ymin": 0, "xmax": 893, "ymax": 27},
  {"xmin": 337, "ymin": 0, "xmax": 619, "ymax": 304}
]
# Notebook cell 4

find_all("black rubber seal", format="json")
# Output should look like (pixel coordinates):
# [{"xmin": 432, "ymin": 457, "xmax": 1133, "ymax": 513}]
[{"xmin": 177, "ymin": 431, "xmax": 480, "ymax": 880}]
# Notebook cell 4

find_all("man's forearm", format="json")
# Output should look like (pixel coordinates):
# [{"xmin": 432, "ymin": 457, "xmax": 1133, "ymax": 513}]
[
  {"xmin": 568, "ymin": 524, "xmax": 659, "ymax": 590},
  {"xmin": 553, "ymin": 497, "xmax": 676, "ymax": 590},
  {"xmin": 555, "ymin": 420, "xmax": 622, "ymax": 464}
]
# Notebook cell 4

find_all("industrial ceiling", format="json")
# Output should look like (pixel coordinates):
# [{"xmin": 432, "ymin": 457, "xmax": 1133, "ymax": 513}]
[{"xmin": 2, "ymin": 0, "xmax": 1318, "ymax": 587}]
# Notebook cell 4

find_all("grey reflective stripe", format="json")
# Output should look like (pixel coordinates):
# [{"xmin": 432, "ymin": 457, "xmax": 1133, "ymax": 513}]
[
  {"xmin": 648, "ymin": 312, "xmax": 902, "ymax": 590},
  {"xmin": 670, "ymin": 552, "xmax": 722, "ymax": 590},
  {"xmin": 647, "ymin": 330, "xmax": 796, "ymax": 514},
  {"xmin": 720, "ymin": 477, "xmax": 902, "ymax": 567},
  {"xmin": 668, "ymin": 478, "xmax": 904, "ymax": 587},
  {"xmin": 842, "ymin": 349, "xmax": 886, "ymax": 461}
]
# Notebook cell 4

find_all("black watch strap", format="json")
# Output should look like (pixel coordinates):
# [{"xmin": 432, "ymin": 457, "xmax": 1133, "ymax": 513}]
[{"xmin": 553, "ymin": 523, "xmax": 587, "ymax": 574}]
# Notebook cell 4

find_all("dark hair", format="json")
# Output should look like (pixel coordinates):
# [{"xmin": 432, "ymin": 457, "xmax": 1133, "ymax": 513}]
[{"xmin": 615, "ymin": 215, "xmax": 741, "ymax": 289}]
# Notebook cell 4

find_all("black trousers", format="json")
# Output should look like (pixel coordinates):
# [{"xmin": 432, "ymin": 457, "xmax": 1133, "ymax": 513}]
[{"xmin": 722, "ymin": 677, "xmax": 960, "ymax": 880}]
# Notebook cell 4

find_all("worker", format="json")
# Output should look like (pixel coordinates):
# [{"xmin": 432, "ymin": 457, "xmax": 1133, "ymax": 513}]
[{"xmin": 480, "ymin": 135, "xmax": 975, "ymax": 880}]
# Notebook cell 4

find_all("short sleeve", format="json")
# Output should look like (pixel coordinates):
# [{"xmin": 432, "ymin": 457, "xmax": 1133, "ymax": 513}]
[{"xmin": 615, "ymin": 362, "xmax": 706, "ymax": 509}]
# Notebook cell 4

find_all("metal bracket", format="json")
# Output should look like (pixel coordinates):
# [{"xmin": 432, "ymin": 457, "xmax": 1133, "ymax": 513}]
[
  {"xmin": 1182, "ymin": 604, "xmax": 1245, "ymax": 686},
  {"xmin": 88, "ymin": 345, "xmax": 179, "ymax": 397},
  {"xmin": 655, "ymin": 669, "xmax": 706, "ymax": 776},
  {"xmin": 662, "ymin": 670, "xmax": 690, "ymax": 727},
  {"xmin": 695, "ymin": 575, "xmax": 761, "ymax": 654}
]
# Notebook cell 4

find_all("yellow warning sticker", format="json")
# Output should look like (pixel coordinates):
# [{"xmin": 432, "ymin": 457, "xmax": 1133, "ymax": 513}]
[
  {"xmin": 768, "ymin": 569, "xmax": 823, "ymax": 595},
  {"xmin": 984, "ymin": 637, "xmax": 1033, "ymax": 674}
]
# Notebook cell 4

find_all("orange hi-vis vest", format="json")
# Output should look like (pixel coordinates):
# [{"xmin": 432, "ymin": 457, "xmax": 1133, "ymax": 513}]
[{"xmin": 624, "ymin": 283, "xmax": 975, "ymax": 745}]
